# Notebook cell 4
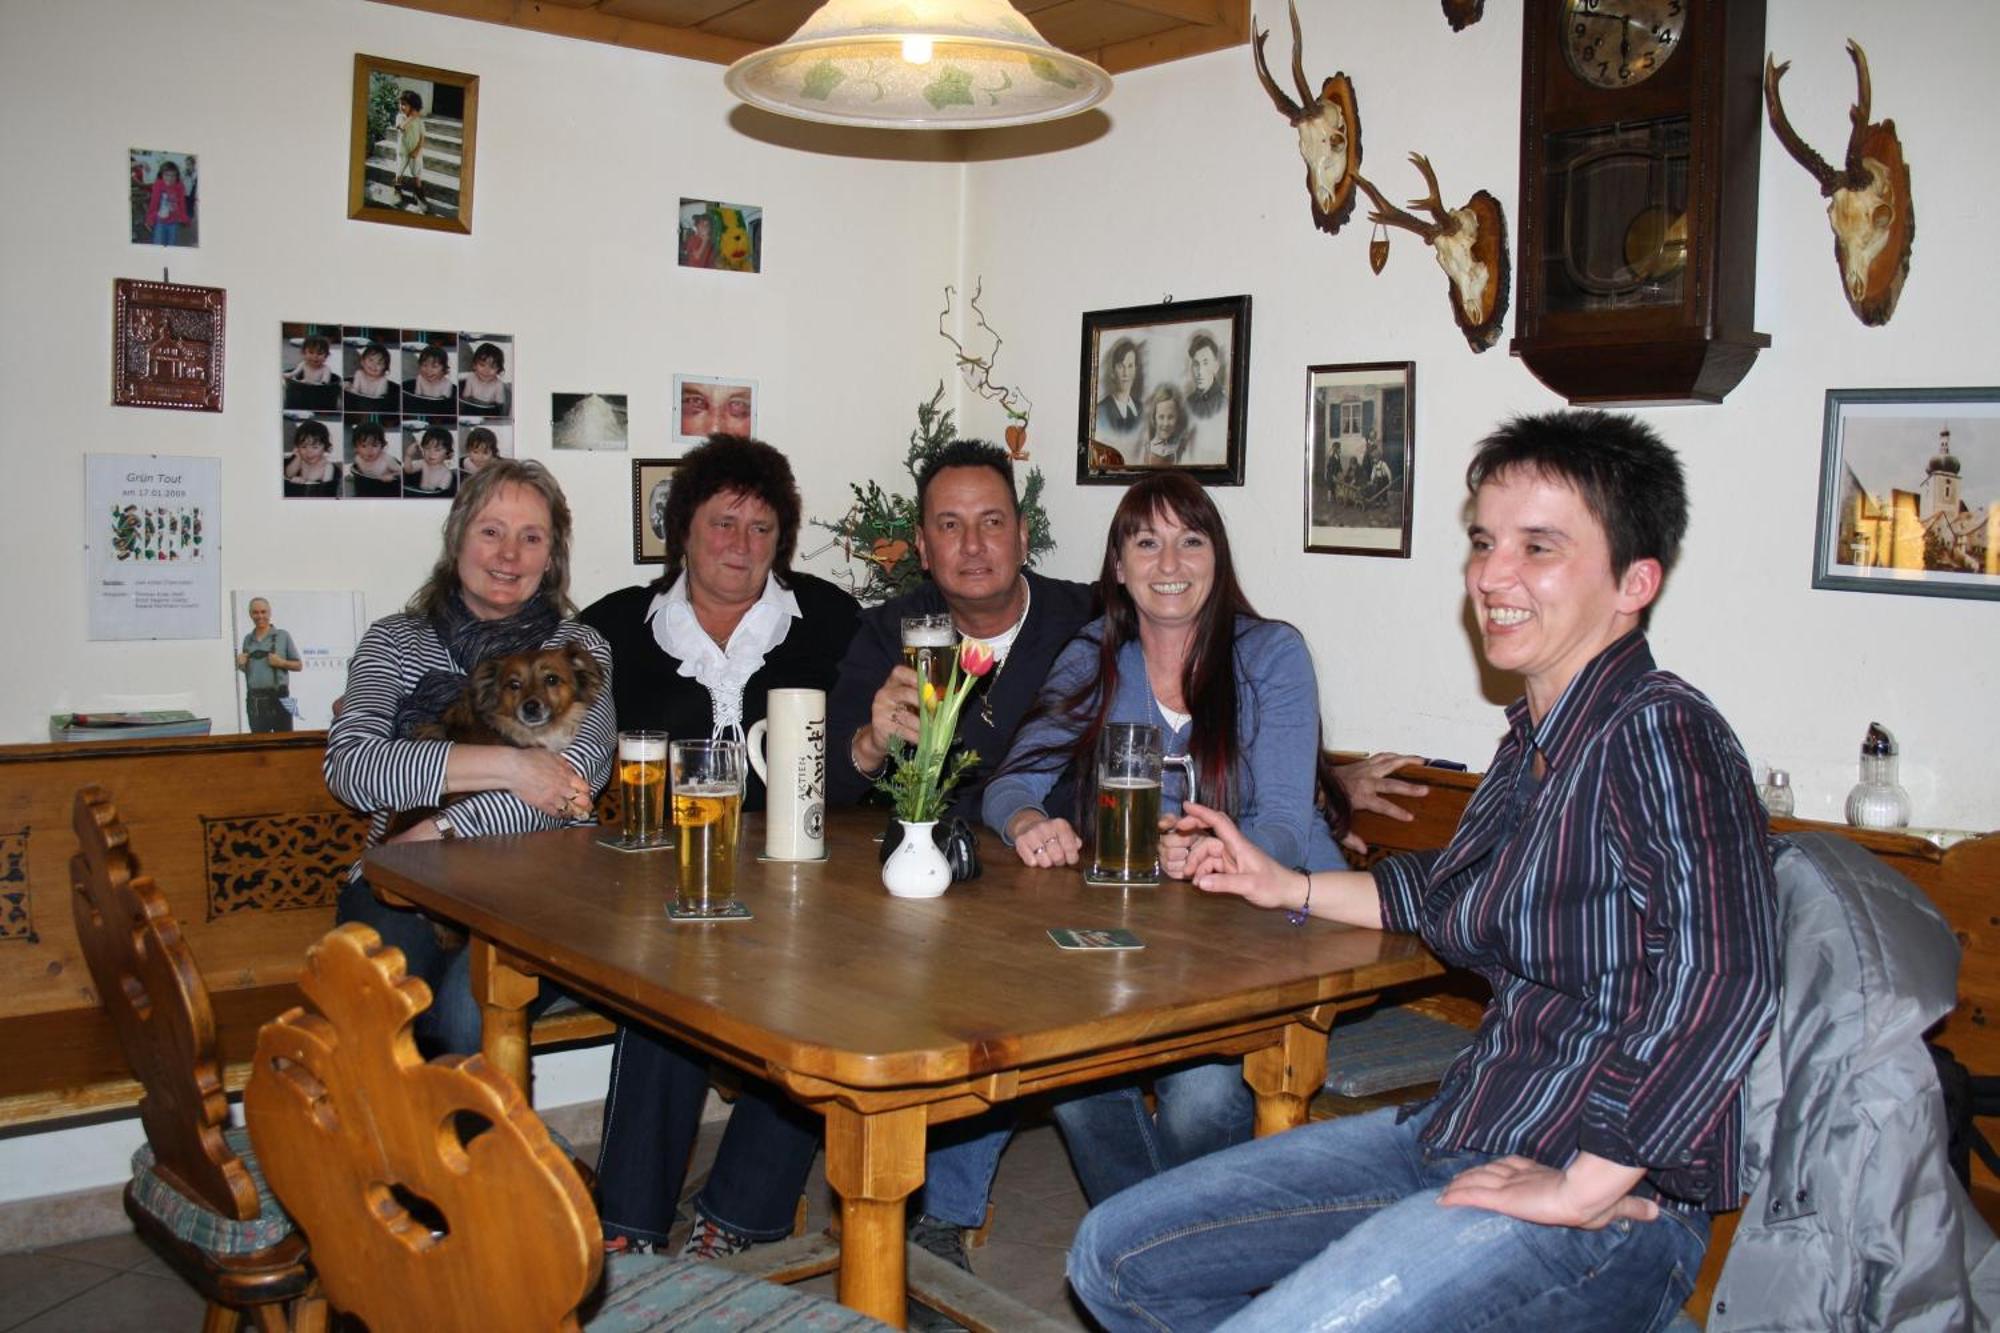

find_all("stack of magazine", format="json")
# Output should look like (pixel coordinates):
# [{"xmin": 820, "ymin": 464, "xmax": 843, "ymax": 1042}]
[{"xmin": 49, "ymin": 711, "xmax": 212, "ymax": 742}]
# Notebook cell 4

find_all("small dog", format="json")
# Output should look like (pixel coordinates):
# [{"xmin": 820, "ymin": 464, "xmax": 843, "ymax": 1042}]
[{"xmin": 413, "ymin": 644, "xmax": 603, "ymax": 751}]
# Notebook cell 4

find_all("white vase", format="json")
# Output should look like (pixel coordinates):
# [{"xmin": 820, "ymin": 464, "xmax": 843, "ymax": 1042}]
[{"xmin": 882, "ymin": 820, "xmax": 952, "ymax": 899}]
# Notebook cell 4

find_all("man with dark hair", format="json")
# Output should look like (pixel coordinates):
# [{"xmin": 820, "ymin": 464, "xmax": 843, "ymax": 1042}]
[
  {"xmin": 1185, "ymin": 332, "xmax": 1226, "ymax": 420},
  {"xmin": 829, "ymin": 438, "xmax": 1095, "ymax": 815},
  {"xmin": 1072, "ymin": 409, "xmax": 1778, "ymax": 1331}
]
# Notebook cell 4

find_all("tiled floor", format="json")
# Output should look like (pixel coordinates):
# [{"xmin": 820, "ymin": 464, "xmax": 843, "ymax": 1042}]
[{"xmin": 0, "ymin": 1117, "xmax": 1094, "ymax": 1331}]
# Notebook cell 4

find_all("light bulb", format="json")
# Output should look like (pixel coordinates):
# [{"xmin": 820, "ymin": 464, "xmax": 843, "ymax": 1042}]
[{"xmin": 901, "ymin": 35, "xmax": 933, "ymax": 63}]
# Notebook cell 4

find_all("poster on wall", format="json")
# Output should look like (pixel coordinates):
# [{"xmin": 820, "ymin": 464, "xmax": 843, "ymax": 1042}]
[
  {"xmin": 282, "ymin": 322, "xmax": 513, "ymax": 499},
  {"xmin": 84, "ymin": 454, "xmax": 221, "ymax": 641},
  {"xmin": 228, "ymin": 591, "xmax": 368, "ymax": 733},
  {"xmin": 130, "ymin": 149, "xmax": 199, "ymax": 247}
]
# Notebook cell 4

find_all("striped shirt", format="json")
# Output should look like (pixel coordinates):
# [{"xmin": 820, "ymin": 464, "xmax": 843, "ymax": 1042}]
[
  {"xmin": 324, "ymin": 612, "xmax": 617, "ymax": 880},
  {"xmin": 1373, "ymin": 631, "xmax": 1777, "ymax": 1210}
]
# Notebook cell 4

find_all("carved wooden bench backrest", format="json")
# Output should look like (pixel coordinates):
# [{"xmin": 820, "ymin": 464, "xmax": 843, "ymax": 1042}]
[
  {"xmin": 246, "ymin": 923, "xmax": 602, "ymax": 1331},
  {"xmin": 69, "ymin": 784, "xmax": 261, "ymax": 1220}
]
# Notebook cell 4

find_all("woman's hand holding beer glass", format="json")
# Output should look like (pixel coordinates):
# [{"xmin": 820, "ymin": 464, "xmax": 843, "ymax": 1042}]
[{"xmin": 1006, "ymin": 808, "xmax": 1083, "ymax": 868}]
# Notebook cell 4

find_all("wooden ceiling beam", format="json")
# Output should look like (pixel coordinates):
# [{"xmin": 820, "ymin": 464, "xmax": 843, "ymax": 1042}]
[
  {"xmin": 1090, "ymin": 0, "xmax": 1245, "ymax": 73},
  {"xmin": 365, "ymin": 0, "xmax": 759, "ymax": 65},
  {"xmin": 1100, "ymin": 0, "xmax": 1226, "ymax": 27}
]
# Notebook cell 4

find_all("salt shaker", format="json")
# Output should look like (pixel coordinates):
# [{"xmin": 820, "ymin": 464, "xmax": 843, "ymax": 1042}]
[
  {"xmin": 1758, "ymin": 769, "xmax": 1795, "ymax": 819},
  {"xmin": 1844, "ymin": 722, "xmax": 1911, "ymax": 830}
]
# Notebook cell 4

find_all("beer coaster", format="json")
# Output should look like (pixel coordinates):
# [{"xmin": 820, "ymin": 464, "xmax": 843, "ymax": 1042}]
[
  {"xmin": 595, "ymin": 831, "xmax": 675, "ymax": 853},
  {"xmin": 1082, "ymin": 872, "xmax": 1159, "ymax": 889},
  {"xmin": 756, "ymin": 851, "xmax": 828, "ymax": 864},
  {"xmin": 666, "ymin": 899, "xmax": 753, "ymax": 922}
]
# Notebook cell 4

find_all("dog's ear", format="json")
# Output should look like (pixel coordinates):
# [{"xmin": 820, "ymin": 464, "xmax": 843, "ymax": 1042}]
[
  {"xmin": 564, "ymin": 643, "xmax": 604, "ymax": 700},
  {"xmin": 468, "ymin": 656, "xmax": 505, "ymax": 712}
]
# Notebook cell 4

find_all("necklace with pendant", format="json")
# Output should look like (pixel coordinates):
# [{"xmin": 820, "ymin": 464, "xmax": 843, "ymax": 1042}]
[{"xmin": 976, "ymin": 650, "xmax": 1009, "ymax": 729}]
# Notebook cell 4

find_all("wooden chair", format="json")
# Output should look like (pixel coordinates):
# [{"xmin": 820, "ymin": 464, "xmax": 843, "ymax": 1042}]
[
  {"xmin": 246, "ymin": 923, "xmax": 888, "ymax": 1332},
  {"xmin": 69, "ymin": 784, "xmax": 316, "ymax": 1332}
]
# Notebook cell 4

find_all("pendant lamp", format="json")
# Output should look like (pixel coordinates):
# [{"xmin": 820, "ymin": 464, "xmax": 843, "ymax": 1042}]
[{"xmin": 724, "ymin": 0, "xmax": 1111, "ymax": 130}]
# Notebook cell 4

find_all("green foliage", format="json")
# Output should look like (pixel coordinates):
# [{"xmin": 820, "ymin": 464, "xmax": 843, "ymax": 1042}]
[
  {"xmin": 813, "ymin": 383, "xmax": 1056, "ymax": 605},
  {"xmin": 367, "ymin": 73, "xmax": 400, "ymax": 153},
  {"xmin": 874, "ymin": 743, "xmax": 979, "ymax": 824}
]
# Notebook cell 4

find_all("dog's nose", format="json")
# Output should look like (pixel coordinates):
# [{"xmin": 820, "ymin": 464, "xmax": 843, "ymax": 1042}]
[{"xmin": 520, "ymin": 699, "xmax": 548, "ymax": 724}]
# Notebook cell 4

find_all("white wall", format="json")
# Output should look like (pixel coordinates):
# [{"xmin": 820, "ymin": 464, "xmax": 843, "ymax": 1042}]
[
  {"xmin": 958, "ymin": 0, "xmax": 2000, "ymax": 829},
  {"xmin": 0, "ymin": 0, "xmax": 960, "ymax": 741},
  {"xmin": 0, "ymin": 0, "xmax": 965, "ymax": 1205}
]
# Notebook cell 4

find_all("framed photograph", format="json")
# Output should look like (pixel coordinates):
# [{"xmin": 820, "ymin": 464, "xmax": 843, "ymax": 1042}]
[
  {"xmin": 1812, "ymin": 387, "xmax": 2000, "ymax": 601},
  {"xmin": 552, "ymin": 392, "xmax": 629, "ymax": 450},
  {"xmin": 114, "ymin": 278, "xmax": 225, "ymax": 412},
  {"xmin": 632, "ymin": 458, "xmax": 682, "ymax": 565},
  {"xmin": 1303, "ymin": 362, "xmax": 1415, "ymax": 558},
  {"xmin": 678, "ymin": 198, "xmax": 762, "ymax": 273},
  {"xmin": 348, "ymin": 53, "xmax": 478, "ymax": 234},
  {"xmin": 674, "ymin": 374, "xmax": 757, "ymax": 443},
  {"xmin": 130, "ymin": 149, "xmax": 198, "ymax": 247},
  {"xmin": 1077, "ymin": 295, "xmax": 1249, "ymax": 486}
]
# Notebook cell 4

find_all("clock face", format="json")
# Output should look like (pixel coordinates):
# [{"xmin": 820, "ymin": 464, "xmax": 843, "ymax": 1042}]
[{"xmin": 1561, "ymin": 0, "xmax": 1685, "ymax": 88}]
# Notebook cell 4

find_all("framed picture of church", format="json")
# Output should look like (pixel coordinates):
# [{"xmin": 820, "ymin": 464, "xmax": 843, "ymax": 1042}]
[{"xmin": 1812, "ymin": 387, "xmax": 2000, "ymax": 601}]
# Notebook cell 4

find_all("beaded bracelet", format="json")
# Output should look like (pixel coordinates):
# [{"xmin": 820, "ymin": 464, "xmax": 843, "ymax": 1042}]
[{"xmin": 1285, "ymin": 865, "xmax": 1313, "ymax": 926}]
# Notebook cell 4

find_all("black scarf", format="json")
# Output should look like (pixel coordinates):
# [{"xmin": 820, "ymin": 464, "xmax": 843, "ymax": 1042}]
[{"xmin": 393, "ymin": 591, "xmax": 561, "ymax": 739}]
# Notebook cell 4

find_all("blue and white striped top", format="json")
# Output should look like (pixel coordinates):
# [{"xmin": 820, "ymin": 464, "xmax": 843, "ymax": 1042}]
[{"xmin": 324, "ymin": 611, "xmax": 617, "ymax": 880}]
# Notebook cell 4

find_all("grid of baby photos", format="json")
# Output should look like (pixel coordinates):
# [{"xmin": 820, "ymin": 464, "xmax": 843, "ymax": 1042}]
[{"xmin": 279, "ymin": 322, "xmax": 515, "ymax": 500}]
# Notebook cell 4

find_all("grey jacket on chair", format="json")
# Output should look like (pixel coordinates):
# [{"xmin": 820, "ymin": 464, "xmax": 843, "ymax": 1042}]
[{"xmin": 1707, "ymin": 832, "xmax": 2000, "ymax": 1331}]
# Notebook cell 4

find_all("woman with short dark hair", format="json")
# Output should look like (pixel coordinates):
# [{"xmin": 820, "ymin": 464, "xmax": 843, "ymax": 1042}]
[{"xmin": 578, "ymin": 433, "xmax": 860, "ymax": 1259}]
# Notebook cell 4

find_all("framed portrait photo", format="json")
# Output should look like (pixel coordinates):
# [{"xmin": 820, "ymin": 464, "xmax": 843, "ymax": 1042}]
[
  {"xmin": 348, "ymin": 54, "xmax": 478, "ymax": 234},
  {"xmin": 1303, "ymin": 362, "xmax": 1415, "ymax": 558},
  {"xmin": 674, "ymin": 373, "xmax": 757, "ymax": 444},
  {"xmin": 1077, "ymin": 295, "xmax": 1249, "ymax": 486},
  {"xmin": 1811, "ymin": 386, "xmax": 2000, "ymax": 601},
  {"xmin": 632, "ymin": 458, "xmax": 682, "ymax": 566}
]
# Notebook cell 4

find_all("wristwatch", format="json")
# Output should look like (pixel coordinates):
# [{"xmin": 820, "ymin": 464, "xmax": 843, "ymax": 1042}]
[{"xmin": 432, "ymin": 812, "xmax": 459, "ymax": 840}]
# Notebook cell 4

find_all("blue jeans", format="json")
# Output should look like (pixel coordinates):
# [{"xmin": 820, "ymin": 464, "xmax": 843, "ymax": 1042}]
[
  {"xmin": 1053, "ymin": 1057, "xmax": 1253, "ymax": 1207},
  {"xmin": 918, "ymin": 1109, "xmax": 1018, "ymax": 1228},
  {"xmin": 916, "ymin": 1057, "xmax": 1252, "ymax": 1228},
  {"xmin": 151, "ymin": 221, "xmax": 180, "ymax": 245},
  {"xmin": 336, "ymin": 875, "xmax": 563, "ymax": 1056},
  {"xmin": 596, "ymin": 1024, "xmax": 821, "ymax": 1245},
  {"xmin": 1068, "ymin": 1102, "xmax": 1708, "ymax": 1333}
]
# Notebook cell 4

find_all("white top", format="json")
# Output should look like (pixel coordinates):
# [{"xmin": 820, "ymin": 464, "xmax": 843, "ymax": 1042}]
[
  {"xmin": 962, "ymin": 576, "xmax": 1031, "ymax": 664},
  {"xmin": 647, "ymin": 571, "xmax": 801, "ymax": 739}
]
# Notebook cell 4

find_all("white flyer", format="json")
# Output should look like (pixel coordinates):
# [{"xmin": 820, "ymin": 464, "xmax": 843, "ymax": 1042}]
[{"xmin": 85, "ymin": 454, "xmax": 221, "ymax": 640}]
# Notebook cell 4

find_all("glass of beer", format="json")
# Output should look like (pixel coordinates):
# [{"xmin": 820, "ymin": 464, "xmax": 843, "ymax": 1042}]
[
  {"xmin": 617, "ymin": 730, "xmax": 668, "ymax": 847},
  {"xmin": 672, "ymin": 738, "xmax": 744, "ymax": 916},
  {"xmin": 901, "ymin": 613, "xmax": 958, "ymax": 697},
  {"xmin": 1091, "ymin": 723, "xmax": 1164, "ymax": 885}
]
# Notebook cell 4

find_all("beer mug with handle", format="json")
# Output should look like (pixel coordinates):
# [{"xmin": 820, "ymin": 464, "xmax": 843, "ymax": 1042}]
[
  {"xmin": 1092, "ymin": 722, "xmax": 1165, "ymax": 885},
  {"xmin": 746, "ymin": 688, "xmax": 826, "ymax": 861}
]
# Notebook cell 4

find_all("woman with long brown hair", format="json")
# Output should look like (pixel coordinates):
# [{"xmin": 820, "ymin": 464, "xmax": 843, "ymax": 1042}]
[{"xmin": 982, "ymin": 470, "xmax": 1353, "ymax": 1204}]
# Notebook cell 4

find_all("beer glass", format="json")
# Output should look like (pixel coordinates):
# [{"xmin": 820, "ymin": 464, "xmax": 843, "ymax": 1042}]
[
  {"xmin": 672, "ymin": 738, "xmax": 744, "ymax": 915},
  {"xmin": 617, "ymin": 730, "xmax": 668, "ymax": 847},
  {"xmin": 1091, "ymin": 723, "xmax": 1164, "ymax": 884},
  {"xmin": 901, "ymin": 613, "xmax": 957, "ymax": 697}
]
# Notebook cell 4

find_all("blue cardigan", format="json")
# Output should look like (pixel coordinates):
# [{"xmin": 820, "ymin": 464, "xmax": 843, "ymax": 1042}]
[{"xmin": 981, "ymin": 616, "xmax": 1347, "ymax": 872}]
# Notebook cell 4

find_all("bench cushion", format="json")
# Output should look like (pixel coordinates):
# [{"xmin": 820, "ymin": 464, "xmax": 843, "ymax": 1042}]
[
  {"xmin": 1324, "ymin": 1006, "xmax": 1474, "ymax": 1099},
  {"xmin": 128, "ymin": 1124, "xmax": 295, "ymax": 1256},
  {"xmin": 590, "ymin": 1252, "xmax": 890, "ymax": 1330}
]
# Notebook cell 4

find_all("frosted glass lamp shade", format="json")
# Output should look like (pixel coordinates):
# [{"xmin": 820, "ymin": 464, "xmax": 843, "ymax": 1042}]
[{"xmin": 724, "ymin": 0, "xmax": 1111, "ymax": 130}]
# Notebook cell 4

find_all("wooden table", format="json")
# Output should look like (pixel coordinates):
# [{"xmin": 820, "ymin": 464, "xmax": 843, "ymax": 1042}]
[{"xmin": 366, "ymin": 810, "xmax": 1441, "ymax": 1327}]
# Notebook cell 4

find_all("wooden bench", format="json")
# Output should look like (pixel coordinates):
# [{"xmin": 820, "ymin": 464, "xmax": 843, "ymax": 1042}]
[{"xmin": 0, "ymin": 732, "xmax": 613, "ymax": 1129}]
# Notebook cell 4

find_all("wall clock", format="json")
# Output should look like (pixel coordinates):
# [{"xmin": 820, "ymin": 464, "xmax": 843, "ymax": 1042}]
[{"xmin": 1513, "ymin": 0, "xmax": 1769, "ymax": 404}]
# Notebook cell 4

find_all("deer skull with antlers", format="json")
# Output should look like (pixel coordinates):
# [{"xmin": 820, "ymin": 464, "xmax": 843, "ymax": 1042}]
[
  {"xmin": 1252, "ymin": 0, "xmax": 1362, "ymax": 235},
  {"xmin": 1765, "ymin": 41, "xmax": 1914, "ymax": 326},
  {"xmin": 1356, "ymin": 154, "xmax": 1510, "ymax": 352}
]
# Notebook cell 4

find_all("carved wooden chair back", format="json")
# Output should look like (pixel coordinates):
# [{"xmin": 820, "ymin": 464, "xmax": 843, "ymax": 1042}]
[
  {"xmin": 70, "ymin": 784, "xmax": 314, "ymax": 1331},
  {"xmin": 246, "ymin": 923, "xmax": 601, "ymax": 1332},
  {"xmin": 70, "ymin": 783, "xmax": 260, "ymax": 1219}
]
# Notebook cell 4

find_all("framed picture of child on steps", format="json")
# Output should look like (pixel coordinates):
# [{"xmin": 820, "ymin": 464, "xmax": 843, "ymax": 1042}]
[{"xmin": 348, "ymin": 54, "xmax": 479, "ymax": 234}]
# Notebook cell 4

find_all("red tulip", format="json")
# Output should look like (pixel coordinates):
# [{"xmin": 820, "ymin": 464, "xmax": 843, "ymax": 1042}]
[{"xmin": 959, "ymin": 640, "xmax": 996, "ymax": 678}]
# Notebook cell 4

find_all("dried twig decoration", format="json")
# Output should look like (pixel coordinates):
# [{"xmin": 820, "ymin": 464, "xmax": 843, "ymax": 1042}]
[{"xmin": 939, "ymin": 279, "xmax": 1033, "ymax": 458}]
